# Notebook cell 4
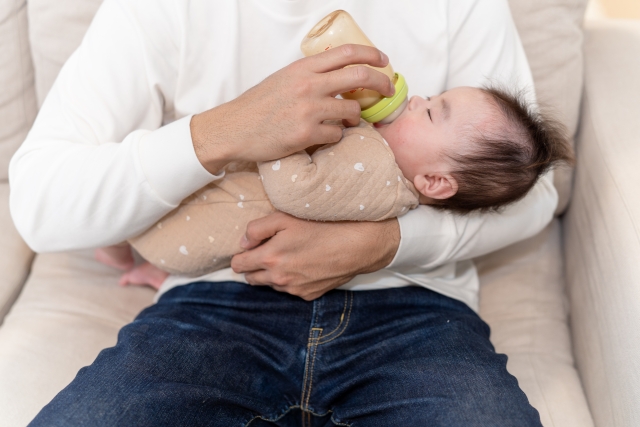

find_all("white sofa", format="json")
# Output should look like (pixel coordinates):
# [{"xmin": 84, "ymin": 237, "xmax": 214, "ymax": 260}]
[{"xmin": 0, "ymin": 0, "xmax": 638, "ymax": 426}]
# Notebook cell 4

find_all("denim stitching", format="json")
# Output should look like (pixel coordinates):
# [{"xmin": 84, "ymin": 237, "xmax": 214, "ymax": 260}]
[
  {"xmin": 330, "ymin": 416, "xmax": 352, "ymax": 427},
  {"xmin": 303, "ymin": 335, "xmax": 320, "ymax": 414},
  {"xmin": 313, "ymin": 292, "xmax": 349, "ymax": 341},
  {"xmin": 301, "ymin": 300, "xmax": 321, "ymax": 427},
  {"xmin": 301, "ymin": 329, "xmax": 321, "ymax": 427},
  {"xmin": 301, "ymin": 300, "xmax": 320, "ymax": 404},
  {"xmin": 244, "ymin": 405, "xmax": 299, "ymax": 426},
  {"xmin": 316, "ymin": 292, "xmax": 353, "ymax": 345},
  {"xmin": 244, "ymin": 406, "xmax": 352, "ymax": 427},
  {"xmin": 299, "ymin": 293, "xmax": 355, "ymax": 426},
  {"xmin": 301, "ymin": 327, "xmax": 321, "ymax": 408}
]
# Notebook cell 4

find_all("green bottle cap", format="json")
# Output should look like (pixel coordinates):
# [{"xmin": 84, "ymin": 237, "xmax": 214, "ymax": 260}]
[{"xmin": 360, "ymin": 73, "xmax": 408, "ymax": 123}]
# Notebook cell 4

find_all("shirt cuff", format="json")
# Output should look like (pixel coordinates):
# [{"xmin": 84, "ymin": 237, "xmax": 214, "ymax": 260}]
[
  {"xmin": 386, "ymin": 206, "xmax": 454, "ymax": 269},
  {"xmin": 138, "ymin": 115, "xmax": 224, "ymax": 206}
]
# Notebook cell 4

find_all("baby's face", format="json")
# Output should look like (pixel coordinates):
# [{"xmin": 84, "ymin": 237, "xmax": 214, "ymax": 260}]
[{"xmin": 376, "ymin": 87, "xmax": 496, "ymax": 189}]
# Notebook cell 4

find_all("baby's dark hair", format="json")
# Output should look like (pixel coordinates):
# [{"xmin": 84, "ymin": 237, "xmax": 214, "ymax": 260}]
[{"xmin": 431, "ymin": 87, "xmax": 574, "ymax": 214}]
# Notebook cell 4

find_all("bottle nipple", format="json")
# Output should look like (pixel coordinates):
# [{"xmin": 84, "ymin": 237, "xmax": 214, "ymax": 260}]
[{"xmin": 300, "ymin": 10, "xmax": 408, "ymax": 124}]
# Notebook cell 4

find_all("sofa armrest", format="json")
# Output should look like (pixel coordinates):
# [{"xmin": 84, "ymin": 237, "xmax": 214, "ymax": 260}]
[{"xmin": 563, "ymin": 19, "xmax": 640, "ymax": 427}]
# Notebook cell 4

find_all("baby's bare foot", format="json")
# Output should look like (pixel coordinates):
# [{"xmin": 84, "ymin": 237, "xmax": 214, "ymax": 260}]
[
  {"xmin": 119, "ymin": 262, "xmax": 169, "ymax": 290},
  {"xmin": 95, "ymin": 246, "xmax": 135, "ymax": 271}
]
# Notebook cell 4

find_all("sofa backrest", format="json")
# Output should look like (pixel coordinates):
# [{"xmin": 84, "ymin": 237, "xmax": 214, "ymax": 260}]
[
  {"xmin": 0, "ymin": 0, "xmax": 37, "ymax": 182},
  {"xmin": 27, "ymin": 0, "xmax": 104, "ymax": 108},
  {"xmin": 1, "ymin": 0, "xmax": 587, "ymax": 210},
  {"xmin": 508, "ymin": 0, "xmax": 588, "ymax": 214}
]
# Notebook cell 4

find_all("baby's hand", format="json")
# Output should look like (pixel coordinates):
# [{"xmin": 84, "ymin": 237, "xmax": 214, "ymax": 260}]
[{"xmin": 118, "ymin": 262, "xmax": 168, "ymax": 290}]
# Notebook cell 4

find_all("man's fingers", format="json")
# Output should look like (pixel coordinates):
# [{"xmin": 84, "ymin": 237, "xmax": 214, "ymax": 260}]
[
  {"xmin": 321, "ymin": 98, "xmax": 361, "ymax": 124},
  {"xmin": 243, "ymin": 269, "xmax": 271, "ymax": 286},
  {"xmin": 327, "ymin": 65, "xmax": 395, "ymax": 98},
  {"xmin": 306, "ymin": 44, "xmax": 389, "ymax": 73},
  {"xmin": 231, "ymin": 243, "xmax": 268, "ymax": 274},
  {"xmin": 309, "ymin": 123, "xmax": 343, "ymax": 146},
  {"xmin": 239, "ymin": 212, "xmax": 287, "ymax": 250}
]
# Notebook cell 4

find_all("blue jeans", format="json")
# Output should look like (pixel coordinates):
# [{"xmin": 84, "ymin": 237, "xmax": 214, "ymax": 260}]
[{"xmin": 30, "ymin": 282, "xmax": 542, "ymax": 427}]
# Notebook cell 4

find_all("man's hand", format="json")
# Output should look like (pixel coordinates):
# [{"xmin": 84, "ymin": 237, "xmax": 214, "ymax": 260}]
[
  {"xmin": 230, "ymin": 212, "xmax": 400, "ymax": 301},
  {"xmin": 191, "ymin": 45, "xmax": 395, "ymax": 174}
]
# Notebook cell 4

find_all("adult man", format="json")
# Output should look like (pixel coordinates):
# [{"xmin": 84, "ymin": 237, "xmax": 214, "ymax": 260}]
[{"xmin": 11, "ymin": 0, "xmax": 553, "ymax": 425}]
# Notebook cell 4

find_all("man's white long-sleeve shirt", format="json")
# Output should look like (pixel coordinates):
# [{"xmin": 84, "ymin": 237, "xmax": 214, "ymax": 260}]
[{"xmin": 9, "ymin": 0, "xmax": 556, "ymax": 311}]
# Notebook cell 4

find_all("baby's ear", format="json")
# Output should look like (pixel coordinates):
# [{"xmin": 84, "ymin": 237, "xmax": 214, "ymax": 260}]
[{"xmin": 413, "ymin": 173, "xmax": 458, "ymax": 200}]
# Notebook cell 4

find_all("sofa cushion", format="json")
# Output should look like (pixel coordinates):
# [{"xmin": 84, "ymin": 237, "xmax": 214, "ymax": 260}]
[
  {"xmin": 0, "ymin": 183, "xmax": 34, "ymax": 323},
  {"xmin": 478, "ymin": 220, "xmax": 594, "ymax": 427},
  {"xmin": 0, "ymin": 0, "xmax": 37, "ymax": 181},
  {"xmin": 0, "ymin": 250, "xmax": 154, "ymax": 426},
  {"xmin": 508, "ymin": 0, "xmax": 588, "ymax": 214}
]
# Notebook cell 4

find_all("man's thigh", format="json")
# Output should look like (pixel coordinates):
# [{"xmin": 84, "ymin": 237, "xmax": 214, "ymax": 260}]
[
  {"xmin": 309, "ymin": 287, "xmax": 543, "ymax": 427},
  {"xmin": 29, "ymin": 284, "xmax": 542, "ymax": 427},
  {"xmin": 29, "ymin": 282, "xmax": 313, "ymax": 427}
]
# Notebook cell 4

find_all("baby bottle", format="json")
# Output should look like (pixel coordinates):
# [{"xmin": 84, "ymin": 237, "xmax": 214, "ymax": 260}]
[{"xmin": 300, "ymin": 10, "xmax": 408, "ymax": 124}]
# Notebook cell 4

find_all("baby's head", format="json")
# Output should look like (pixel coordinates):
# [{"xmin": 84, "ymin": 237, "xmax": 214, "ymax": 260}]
[{"xmin": 375, "ymin": 86, "xmax": 573, "ymax": 213}]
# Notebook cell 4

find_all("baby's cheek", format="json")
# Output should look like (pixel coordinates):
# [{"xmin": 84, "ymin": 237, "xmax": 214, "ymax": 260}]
[{"xmin": 389, "ymin": 143, "xmax": 415, "ymax": 178}]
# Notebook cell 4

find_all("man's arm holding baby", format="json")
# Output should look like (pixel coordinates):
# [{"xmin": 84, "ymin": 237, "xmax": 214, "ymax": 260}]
[
  {"xmin": 232, "ymin": 213, "xmax": 400, "ymax": 301},
  {"xmin": 231, "ymin": 176, "xmax": 555, "ymax": 302},
  {"xmin": 231, "ymin": 0, "xmax": 556, "ymax": 299}
]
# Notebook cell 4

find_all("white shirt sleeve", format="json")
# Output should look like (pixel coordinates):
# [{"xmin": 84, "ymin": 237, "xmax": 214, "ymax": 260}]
[
  {"xmin": 389, "ymin": 0, "xmax": 557, "ymax": 268},
  {"xmin": 8, "ymin": 0, "xmax": 221, "ymax": 253}
]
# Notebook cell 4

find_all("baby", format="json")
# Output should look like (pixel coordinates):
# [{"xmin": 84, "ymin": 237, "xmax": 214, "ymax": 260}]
[{"xmin": 96, "ymin": 86, "xmax": 572, "ymax": 289}]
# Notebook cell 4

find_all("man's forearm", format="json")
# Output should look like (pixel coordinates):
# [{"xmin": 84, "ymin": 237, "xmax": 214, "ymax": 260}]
[{"xmin": 190, "ymin": 110, "xmax": 237, "ymax": 175}]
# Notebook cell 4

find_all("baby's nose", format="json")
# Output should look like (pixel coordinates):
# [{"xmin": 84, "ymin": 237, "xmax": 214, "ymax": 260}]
[{"xmin": 409, "ymin": 95, "xmax": 424, "ymax": 109}]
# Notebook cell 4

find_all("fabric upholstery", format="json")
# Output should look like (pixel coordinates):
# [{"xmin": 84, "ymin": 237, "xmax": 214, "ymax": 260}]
[
  {"xmin": 507, "ymin": 0, "xmax": 588, "ymax": 214},
  {"xmin": 0, "ymin": 0, "xmax": 37, "ymax": 181},
  {"xmin": 0, "ymin": 184, "xmax": 34, "ymax": 324},
  {"xmin": 478, "ymin": 220, "xmax": 593, "ymax": 427},
  {"xmin": 27, "ymin": 0, "xmax": 104, "ymax": 105},
  {"xmin": 0, "ymin": 0, "xmax": 36, "ymax": 322},
  {"xmin": 0, "ymin": 250, "xmax": 154, "ymax": 427},
  {"xmin": 564, "ymin": 20, "xmax": 640, "ymax": 427}
]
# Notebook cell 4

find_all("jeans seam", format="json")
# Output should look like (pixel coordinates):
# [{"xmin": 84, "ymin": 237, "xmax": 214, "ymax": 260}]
[
  {"xmin": 300, "ymin": 293, "xmax": 354, "ymax": 426},
  {"xmin": 300, "ymin": 300, "xmax": 321, "ymax": 427},
  {"xmin": 244, "ymin": 406, "xmax": 352, "ymax": 427},
  {"xmin": 330, "ymin": 415, "xmax": 352, "ymax": 427},
  {"xmin": 243, "ymin": 405, "xmax": 298, "ymax": 426},
  {"xmin": 313, "ymin": 292, "xmax": 348, "ymax": 341},
  {"xmin": 302, "ymin": 331, "xmax": 321, "ymax": 427},
  {"xmin": 316, "ymin": 292, "xmax": 353, "ymax": 345}
]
